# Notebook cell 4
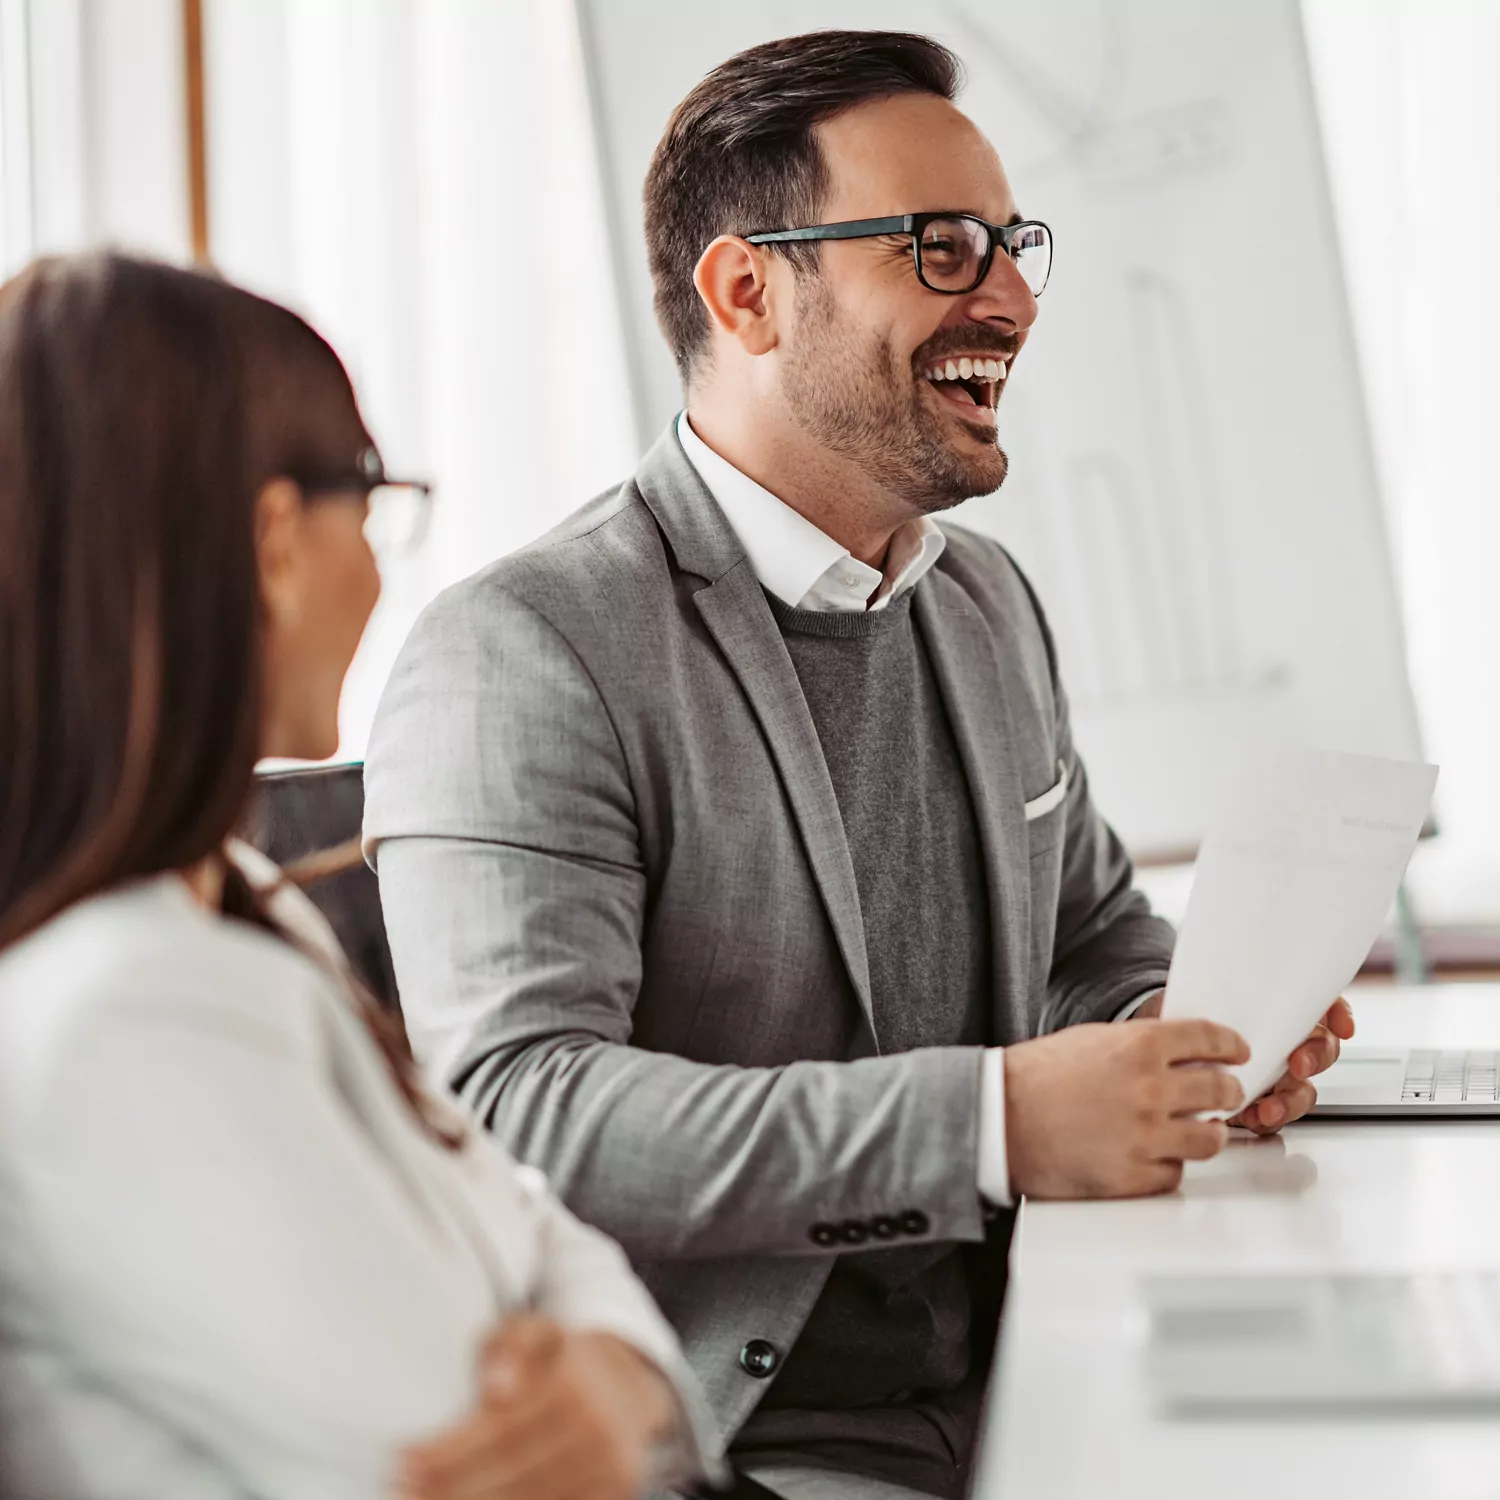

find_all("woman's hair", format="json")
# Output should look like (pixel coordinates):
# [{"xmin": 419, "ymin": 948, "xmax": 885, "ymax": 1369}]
[{"xmin": 0, "ymin": 252, "xmax": 455, "ymax": 1143}]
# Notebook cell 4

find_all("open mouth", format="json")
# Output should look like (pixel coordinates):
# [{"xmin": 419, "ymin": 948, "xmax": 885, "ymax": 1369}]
[{"xmin": 920, "ymin": 355, "xmax": 1009, "ymax": 422}]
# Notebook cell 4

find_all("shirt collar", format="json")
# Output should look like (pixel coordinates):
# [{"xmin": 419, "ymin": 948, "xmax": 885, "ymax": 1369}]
[{"xmin": 676, "ymin": 412, "xmax": 945, "ymax": 613}]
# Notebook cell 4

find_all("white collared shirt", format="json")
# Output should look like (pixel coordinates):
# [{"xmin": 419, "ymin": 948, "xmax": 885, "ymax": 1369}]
[
  {"xmin": 677, "ymin": 411, "xmax": 1019, "ymax": 1207},
  {"xmin": 676, "ymin": 412, "xmax": 946, "ymax": 613}
]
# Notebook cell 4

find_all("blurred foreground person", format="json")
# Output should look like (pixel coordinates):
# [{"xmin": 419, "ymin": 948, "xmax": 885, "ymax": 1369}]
[{"xmin": 0, "ymin": 252, "xmax": 718, "ymax": 1500}]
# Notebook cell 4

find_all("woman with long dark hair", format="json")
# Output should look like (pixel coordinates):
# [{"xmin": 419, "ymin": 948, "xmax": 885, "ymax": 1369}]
[{"xmin": 0, "ymin": 253, "xmax": 718, "ymax": 1500}]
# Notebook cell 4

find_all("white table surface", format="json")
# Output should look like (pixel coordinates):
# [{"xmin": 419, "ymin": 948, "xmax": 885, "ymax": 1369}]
[{"xmin": 974, "ymin": 984, "xmax": 1500, "ymax": 1500}]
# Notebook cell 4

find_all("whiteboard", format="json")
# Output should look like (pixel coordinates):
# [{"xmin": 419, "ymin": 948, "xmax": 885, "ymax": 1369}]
[{"xmin": 576, "ymin": 0, "xmax": 1424, "ymax": 857}]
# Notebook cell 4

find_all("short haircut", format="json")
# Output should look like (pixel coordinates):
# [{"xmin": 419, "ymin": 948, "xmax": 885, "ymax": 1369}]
[{"xmin": 642, "ymin": 29, "xmax": 963, "ymax": 383}]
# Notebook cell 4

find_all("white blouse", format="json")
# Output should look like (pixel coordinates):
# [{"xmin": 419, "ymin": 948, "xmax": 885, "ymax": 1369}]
[{"xmin": 0, "ymin": 844, "xmax": 719, "ymax": 1499}]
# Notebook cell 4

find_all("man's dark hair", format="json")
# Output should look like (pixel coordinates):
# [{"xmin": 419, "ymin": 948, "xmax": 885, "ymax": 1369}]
[{"xmin": 642, "ymin": 29, "xmax": 963, "ymax": 383}]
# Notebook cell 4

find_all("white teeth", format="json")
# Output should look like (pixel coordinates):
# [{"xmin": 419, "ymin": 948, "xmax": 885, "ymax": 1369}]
[{"xmin": 922, "ymin": 357, "xmax": 1009, "ymax": 384}]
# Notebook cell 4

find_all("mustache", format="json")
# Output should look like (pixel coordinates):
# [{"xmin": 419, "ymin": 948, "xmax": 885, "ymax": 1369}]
[{"xmin": 912, "ymin": 329, "xmax": 1020, "ymax": 366}]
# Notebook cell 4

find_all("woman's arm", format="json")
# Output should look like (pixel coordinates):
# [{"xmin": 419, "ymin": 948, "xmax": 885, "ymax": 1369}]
[
  {"xmin": 397, "ymin": 1316, "xmax": 683, "ymax": 1500},
  {"xmin": 497, "ymin": 1160, "xmax": 725, "ymax": 1484},
  {"xmin": 19, "ymin": 968, "xmax": 519, "ymax": 1500}
]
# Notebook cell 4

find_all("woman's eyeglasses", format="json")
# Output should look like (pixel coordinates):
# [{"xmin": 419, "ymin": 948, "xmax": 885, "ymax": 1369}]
[
  {"xmin": 746, "ymin": 213, "xmax": 1053, "ymax": 298},
  {"xmin": 294, "ymin": 447, "xmax": 433, "ymax": 562}
]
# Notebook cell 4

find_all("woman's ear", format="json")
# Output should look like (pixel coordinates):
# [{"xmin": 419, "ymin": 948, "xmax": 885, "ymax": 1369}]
[
  {"xmin": 254, "ymin": 477, "xmax": 307, "ymax": 630},
  {"xmin": 692, "ymin": 236, "xmax": 782, "ymax": 358}
]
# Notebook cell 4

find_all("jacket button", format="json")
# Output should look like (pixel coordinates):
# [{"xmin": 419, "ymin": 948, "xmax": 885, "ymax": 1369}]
[
  {"xmin": 739, "ymin": 1339, "xmax": 779, "ymax": 1379},
  {"xmin": 809, "ymin": 1222, "xmax": 840, "ymax": 1248},
  {"xmin": 900, "ymin": 1210, "xmax": 931, "ymax": 1237},
  {"xmin": 838, "ymin": 1219, "xmax": 870, "ymax": 1245},
  {"xmin": 871, "ymin": 1215, "xmax": 899, "ymax": 1240}
]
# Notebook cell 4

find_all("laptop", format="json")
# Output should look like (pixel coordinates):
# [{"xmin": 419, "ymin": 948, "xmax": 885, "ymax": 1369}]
[
  {"xmin": 1310, "ymin": 1046, "xmax": 1500, "ymax": 1116},
  {"xmin": 1145, "ymin": 1271, "xmax": 1500, "ymax": 1410}
]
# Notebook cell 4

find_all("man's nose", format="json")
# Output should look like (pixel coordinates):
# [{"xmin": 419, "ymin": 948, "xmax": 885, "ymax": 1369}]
[{"xmin": 962, "ymin": 250, "xmax": 1040, "ymax": 334}]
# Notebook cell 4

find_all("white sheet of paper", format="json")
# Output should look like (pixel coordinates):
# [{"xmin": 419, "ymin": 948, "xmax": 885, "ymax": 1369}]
[{"xmin": 1160, "ymin": 748, "xmax": 1437, "ymax": 1109}]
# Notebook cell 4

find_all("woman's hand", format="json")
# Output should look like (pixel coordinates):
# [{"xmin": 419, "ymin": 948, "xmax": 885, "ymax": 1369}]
[{"xmin": 396, "ymin": 1315, "xmax": 678, "ymax": 1500}]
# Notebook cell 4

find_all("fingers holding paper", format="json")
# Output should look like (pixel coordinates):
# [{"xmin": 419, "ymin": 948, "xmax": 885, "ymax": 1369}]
[
  {"xmin": 1229, "ymin": 997, "xmax": 1357, "ymax": 1135},
  {"xmin": 1155, "ymin": 748, "xmax": 1432, "ymax": 1134},
  {"xmin": 1005, "ymin": 1019, "xmax": 1250, "ymax": 1199}
]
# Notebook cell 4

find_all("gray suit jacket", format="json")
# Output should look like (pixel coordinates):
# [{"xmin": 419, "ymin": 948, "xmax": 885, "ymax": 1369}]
[{"xmin": 363, "ymin": 422, "xmax": 1174, "ymax": 1441}]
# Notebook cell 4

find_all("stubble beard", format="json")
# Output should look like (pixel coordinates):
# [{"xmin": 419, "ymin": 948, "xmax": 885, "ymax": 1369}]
[{"xmin": 780, "ymin": 274, "xmax": 1010, "ymax": 515}]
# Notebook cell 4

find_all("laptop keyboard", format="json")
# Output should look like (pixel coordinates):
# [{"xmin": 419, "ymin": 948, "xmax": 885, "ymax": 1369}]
[{"xmin": 1402, "ymin": 1049, "xmax": 1500, "ymax": 1104}]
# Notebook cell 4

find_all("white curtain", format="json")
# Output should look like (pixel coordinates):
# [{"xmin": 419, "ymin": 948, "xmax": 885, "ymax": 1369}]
[
  {"xmin": 204, "ymin": 0, "xmax": 639, "ymax": 756},
  {"xmin": 1305, "ymin": 0, "xmax": 1500, "ymax": 924},
  {"xmin": 0, "ymin": 0, "xmax": 190, "ymax": 271}
]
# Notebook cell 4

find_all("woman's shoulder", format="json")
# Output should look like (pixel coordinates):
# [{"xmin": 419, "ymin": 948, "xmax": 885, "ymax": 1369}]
[
  {"xmin": 0, "ymin": 860, "xmax": 324, "ymax": 997},
  {"xmin": 0, "ymin": 868, "xmax": 333, "ymax": 1125},
  {"xmin": 226, "ymin": 839, "xmax": 351, "ymax": 967}
]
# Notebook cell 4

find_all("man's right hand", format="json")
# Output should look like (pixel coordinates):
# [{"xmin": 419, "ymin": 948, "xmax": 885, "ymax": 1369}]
[{"xmin": 1004, "ymin": 1019, "xmax": 1250, "ymax": 1199}]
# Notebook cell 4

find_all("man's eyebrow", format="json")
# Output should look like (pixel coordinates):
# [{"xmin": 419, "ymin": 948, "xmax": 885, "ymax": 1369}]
[{"xmin": 921, "ymin": 209, "xmax": 1026, "ymax": 226}]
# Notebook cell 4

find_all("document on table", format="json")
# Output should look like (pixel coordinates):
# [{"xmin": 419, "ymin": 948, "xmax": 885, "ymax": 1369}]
[{"xmin": 1160, "ymin": 747, "xmax": 1438, "ymax": 1109}]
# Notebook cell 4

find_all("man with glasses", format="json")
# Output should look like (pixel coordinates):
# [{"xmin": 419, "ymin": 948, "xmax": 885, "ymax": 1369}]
[{"xmin": 365, "ymin": 29, "xmax": 1348, "ymax": 1500}]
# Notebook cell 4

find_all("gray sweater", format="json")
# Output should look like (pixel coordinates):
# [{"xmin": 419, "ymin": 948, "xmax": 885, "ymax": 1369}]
[{"xmin": 733, "ymin": 588, "xmax": 992, "ymax": 1499}]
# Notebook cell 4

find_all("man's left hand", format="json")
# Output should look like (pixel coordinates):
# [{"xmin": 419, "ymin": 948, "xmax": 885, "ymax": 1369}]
[{"xmin": 1228, "ymin": 998, "xmax": 1356, "ymax": 1134}]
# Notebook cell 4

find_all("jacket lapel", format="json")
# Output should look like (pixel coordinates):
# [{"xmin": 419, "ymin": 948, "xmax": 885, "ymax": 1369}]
[
  {"xmin": 694, "ymin": 568, "xmax": 875, "ymax": 1029},
  {"xmin": 634, "ymin": 423, "xmax": 876, "ymax": 1037},
  {"xmin": 914, "ymin": 571, "xmax": 1033, "ymax": 1044}
]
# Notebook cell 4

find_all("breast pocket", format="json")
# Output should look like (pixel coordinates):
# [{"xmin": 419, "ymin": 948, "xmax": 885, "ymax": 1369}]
[
  {"xmin": 1023, "ymin": 760, "xmax": 1069, "ymax": 848},
  {"xmin": 1025, "ymin": 760, "xmax": 1068, "ymax": 987}
]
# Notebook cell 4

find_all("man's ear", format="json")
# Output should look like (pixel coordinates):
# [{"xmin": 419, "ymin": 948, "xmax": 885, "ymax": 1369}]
[
  {"xmin": 692, "ymin": 236, "xmax": 781, "ymax": 357},
  {"xmin": 254, "ymin": 476, "xmax": 307, "ymax": 630}
]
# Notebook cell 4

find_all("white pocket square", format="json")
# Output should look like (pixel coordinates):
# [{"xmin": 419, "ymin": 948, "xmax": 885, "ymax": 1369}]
[{"xmin": 1023, "ymin": 761, "xmax": 1069, "ymax": 822}]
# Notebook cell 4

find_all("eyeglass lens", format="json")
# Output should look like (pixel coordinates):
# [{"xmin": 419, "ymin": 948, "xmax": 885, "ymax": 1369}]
[
  {"xmin": 362, "ymin": 484, "xmax": 431, "ymax": 560},
  {"xmin": 916, "ymin": 216, "xmax": 1051, "ymax": 297}
]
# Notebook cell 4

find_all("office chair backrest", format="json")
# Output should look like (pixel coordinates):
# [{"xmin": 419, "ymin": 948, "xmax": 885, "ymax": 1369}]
[{"xmin": 246, "ymin": 763, "xmax": 398, "ymax": 1010}]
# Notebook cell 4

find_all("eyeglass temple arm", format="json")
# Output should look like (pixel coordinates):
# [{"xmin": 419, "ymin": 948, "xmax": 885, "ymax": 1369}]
[
  {"xmin": 745, "ymin": 216, "xmax": 915, "ymax": 245},
  {"xmin": 380, "ymin": 475, "xmax": 433, "ymax": 496},
  {"xmin": 745, "ymin": 215, "xmax": 1038, "ymax": 248}
]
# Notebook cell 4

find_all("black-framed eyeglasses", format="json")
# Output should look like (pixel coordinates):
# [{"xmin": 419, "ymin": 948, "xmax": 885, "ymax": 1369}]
[
  {"xmin": 293, "ymin": 446, "xmax": 434, "ymax": 561},
  {"xmin": 746, "ymin": 213, "xmax": 1053, "ymax": 298}
]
